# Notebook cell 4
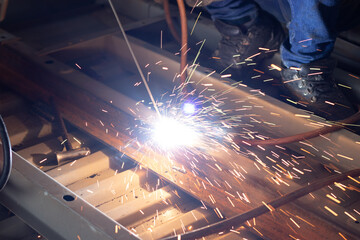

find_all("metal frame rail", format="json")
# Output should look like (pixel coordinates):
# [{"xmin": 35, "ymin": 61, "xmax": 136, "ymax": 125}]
[{"xmin": 0, "ymin": 26, "xmax": 359, "ymax": 239}]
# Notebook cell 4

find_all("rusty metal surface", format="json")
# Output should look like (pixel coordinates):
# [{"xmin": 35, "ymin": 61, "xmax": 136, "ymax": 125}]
[
  {"xmin": 0, "ymin": 27, "xmax": 359, "ymax": 240},
  {"xmin": 0, "ymin": 90, "xmax": 250, "ymax": 240}
]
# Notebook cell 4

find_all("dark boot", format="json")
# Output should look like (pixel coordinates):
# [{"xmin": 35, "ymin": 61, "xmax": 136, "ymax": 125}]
[
  {"xmin": 281, "ymin": 58, "xmax": 356, "ymax": 120},
  {"xmin": 213, "ymin": 10, "xmax": 284, "ymax": 71}
]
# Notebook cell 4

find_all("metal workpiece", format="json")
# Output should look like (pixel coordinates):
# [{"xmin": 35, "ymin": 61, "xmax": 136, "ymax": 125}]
[
  {"xmin": 56, "ymin": 147, "xmax": 91, "ymax": 164},
  {"xmin": 0, "ymin": 1, "xmax": 359, "ymax": 238},
  {"xmin": 48, "ymin": 149, "xmax": 125, "ymax": 185},
  {"xmin": 2, "ymin": 113, "xmax": 54, "ymax": 149},
  {"xmin": 0, "ymin": 91, "xmax": 230, "ymax": 239},
  {"xmin": 0, "ymin": 215, "xmax": 39, "ymax": 239},
  {"xmin": 0, "ymin": 28, "xmax": 359, "ymax": 239},
  {"xmin": 0, "ymin": 152, "xmax": 139, "ymax": 240}
]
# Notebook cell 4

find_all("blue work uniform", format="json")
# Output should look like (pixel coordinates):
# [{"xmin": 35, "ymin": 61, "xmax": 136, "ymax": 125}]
[{"xmin": 206, "ymin": 0, "xmax": 357, "ymax": 68}]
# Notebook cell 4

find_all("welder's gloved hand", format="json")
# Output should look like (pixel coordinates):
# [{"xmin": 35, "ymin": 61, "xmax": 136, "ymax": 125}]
[
  {"xmin": 212, "ymin": 10, "xmax": 284, "ymax": 71},
  {"xmin": 185, "ymin": 0, "xmax": 221, "ymax": 7},
  {"xmin": 281, "ymin": 58, "xmax": 357, "ymax": 121}
]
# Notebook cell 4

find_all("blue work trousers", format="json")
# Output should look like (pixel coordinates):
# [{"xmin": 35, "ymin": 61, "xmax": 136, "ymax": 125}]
[{"xmin": 206, "ymin": 0, "xmax": 342, "ymax": 67}]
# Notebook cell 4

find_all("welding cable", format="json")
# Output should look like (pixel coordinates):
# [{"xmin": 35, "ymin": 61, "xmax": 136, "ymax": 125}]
[
  {"xmin": 0, "ymin": 115, "xmax": 12, "ymax": 192},
  {"xmin": 163, "ymin": 168, "xmax": 360, "ymax": 240},
  {"xmin": 163, "ymin": 0, "xmax": 181, "ymax": 43},
  {"xmin": 234, "ymin": 106, "xmax": 360, "ymax": 146},
  {"xmin": 177, "ymin": 0, "xmax": 188, "ymax": 84},
  {"xmin": 163, "ymin": 0, "xmax": 188, "ymax": 84}
]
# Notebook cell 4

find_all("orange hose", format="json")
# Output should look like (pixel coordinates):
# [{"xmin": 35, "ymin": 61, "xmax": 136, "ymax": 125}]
[
  {"xmin": 163, "ymin": 0, "xmax": 181, "ymax": 43},
  {"xmin": 163, "ymin": 0, "xmax": 188, "ymax": 84},
  {"xmin": 176, "ymin": 0, "xmax": 188, "ymax": 84}
]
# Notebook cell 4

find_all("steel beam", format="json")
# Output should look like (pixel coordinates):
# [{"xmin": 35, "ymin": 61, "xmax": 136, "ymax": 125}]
[{"xmin": 0, "ymin": 152, "xmax": 139, "ymax": 240}]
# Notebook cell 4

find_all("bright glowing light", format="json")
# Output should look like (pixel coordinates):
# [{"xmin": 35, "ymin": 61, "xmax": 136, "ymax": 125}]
[
  {"xmin": 152, "ymin": 117, "xmax": 199, "ymax": 149},
  {"xmin": 183, "ymin": 103, "xmax": 196, "ymax": 114}
]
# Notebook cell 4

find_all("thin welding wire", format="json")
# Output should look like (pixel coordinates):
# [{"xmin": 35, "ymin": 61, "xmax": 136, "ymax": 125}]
[
  {"xmin": 163, "ymin": 0, "xmax": 181, "ymax": 43},
  {"xmin": 235, "ymin": 106, "xmax": 360, "ymax": 146},
  {"xmin": 108, "ymin": 0, "xmax": 161, "ymax": 116},
  {"xmin": 163, "ymin": 168, "xmax": 360, "ymax": 240}
]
